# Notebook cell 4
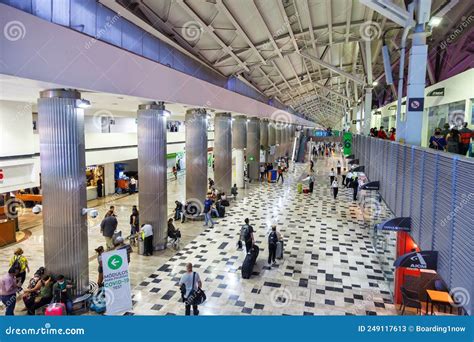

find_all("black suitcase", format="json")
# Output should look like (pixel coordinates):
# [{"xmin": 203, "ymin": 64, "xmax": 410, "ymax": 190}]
[
  {"xmin": 241, "ymin": 244, "xmax": 259, "ymax": 279},
  {"xmin": 217, "ymin": 205, "xmax": 225, "ymax": 217}
]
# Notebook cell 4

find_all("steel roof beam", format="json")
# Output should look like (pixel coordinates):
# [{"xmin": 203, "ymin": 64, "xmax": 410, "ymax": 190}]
[
  {"xmin": 300, "ymin": 51, "xmax": 366, "ymax": 85},
  {"xmin": 175, "ymin": 0, "xmax": 250, "ymax": 73}
]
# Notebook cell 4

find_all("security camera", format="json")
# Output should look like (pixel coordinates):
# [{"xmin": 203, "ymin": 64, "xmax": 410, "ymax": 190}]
[
  {"xmin": 82, "ymin": 208, "xmax": 99, "ymax": 218},
  {"xmin": 32, "ymin": 204, "xmax": 43, "ymax": 215}
]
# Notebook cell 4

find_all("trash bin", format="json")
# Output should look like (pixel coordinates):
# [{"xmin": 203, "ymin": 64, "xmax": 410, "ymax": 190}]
[{"xmin": 138, "ymin": 236, "xmax": 145, "ymax": 256}]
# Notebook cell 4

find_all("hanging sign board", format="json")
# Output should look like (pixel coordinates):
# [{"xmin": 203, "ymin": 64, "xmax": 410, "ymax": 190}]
[
  {"xmin": 343, "ymin": 132, "xmax": 352, "ymax": 156},
  {"xmin": 427, "ymin": 88, "xmax": 445, "ymax": 97},
  {"xmin": 351, "ymin": 166, "xmax": 365, "ymax": 172},
  {"xmin": 360, "ymin": 181, "xmax": 380, "ymax": 191},
  {"xmin": 376, "ymin": 217, "xmax": 411, "ymax": 232},
  {"xmin": 102, "ymin": 249, "xmax": 133, "ymax": 315},
  {"xmin": 394, "ymin": 251, "xmax": 438, "ymax": 270},
  {"xmin": 408, "ymin": 98, "xmax": 424, "ymax": 112}
]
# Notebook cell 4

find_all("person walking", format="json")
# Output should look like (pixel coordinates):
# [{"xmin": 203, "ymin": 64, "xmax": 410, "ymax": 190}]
[
  {"xmin": 203, "ymin": 195, "xmax": 216, "ymax": 228},
  {"xmin": 241, "ymin": 218, "xmax": 255, "ymax": 253},
  {"xmin": 329, "ymin": 168, "xmax": 335, "ymax": 185},
  {"xmin": 259, "ymin": 164, "xmax": 266, "ymax": 182},
  {"xmin": 95, "ymin": 246, "xmax": 104, "ymax": 287},
  {"xmin": 336, "ymin": 160, "xmax": 342, "ymax": 175},
  {"xmin": 0, "ymin": 267, "xmax": 19, "ymax": 315},
  {"xmin": 140, "ymin": 223, "xmax": 154, "ymax": 256},
  {"xmin": 179, "ymin": 263, "xmax": 203, "ymax": 316},
  {"xmin": 351, "ymin": 176, "xmax": 359, "ymax": 201},
  {"xmin": 310, "ymin": 159, "xmax": 314, "ymax": 172},
  {"xmin": 172, "ymin": 166, "xmax": 178, "ymax": 180},
  {"xmin": 267, "ymin": 225, "xmax": 280, "ymax": 266},
  {"xmin": 341, "ymin": 168, "xmax": 347, "ymax": 186},
  {"xmin": 277, "ymin": 166, "xmax": 284, "ymax": 183},
  {"xmin": 331, "ymin": 178, "xmax": 339, "ymax": 199},
  {"xmin": 129, "ymin": 205, "xmax": 139, "ymax": 236},
  {"xmin": 100, "ymin": 210, "xmax": 118, "ymax": 250},
  {"xmin": 9, "ymin": 248, "xmax": 29, "ymax": 286}
]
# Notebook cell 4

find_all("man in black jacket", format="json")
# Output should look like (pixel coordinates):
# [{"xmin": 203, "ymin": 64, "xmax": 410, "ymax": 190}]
[{"xmin": 101, "ymin": 210, "xmax": 118, "ymax": 250}]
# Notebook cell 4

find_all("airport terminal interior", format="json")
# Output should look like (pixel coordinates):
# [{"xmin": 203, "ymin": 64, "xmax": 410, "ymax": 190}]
[{"xmin": 0, "ymin": 0, "xmax": 473, "ymax": 317}]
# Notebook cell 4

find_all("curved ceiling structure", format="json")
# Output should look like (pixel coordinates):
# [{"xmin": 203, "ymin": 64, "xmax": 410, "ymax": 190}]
[{"xmin": 101, "ymin": 0, "xmax": 468, "ymax": 127}]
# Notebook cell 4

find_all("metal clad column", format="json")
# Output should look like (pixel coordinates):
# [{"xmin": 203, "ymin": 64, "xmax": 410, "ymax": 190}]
[
  {"xmin": 214, "ymin": 112, "xmax": 232, "ymax": 194},
  {"xmin": 268, "ymin": 121, "xmax": 276, "ymax": 162},
  {"xmin": 247, "ymin": 117, "xmax": 260, "ymax": 181},
  {"xmin": 260, "ymin": 119, "xmax": 269, "ymax": 162},
  {"xmin": 38, "ymin": 89, "xmax": 88, "ymax": 294},
  {"xmin": 363, "ymin": 87, "xmax": 373, "ymax": 136},
  {"xmin": 232, "ymin": 115, "xmax": 247, "ymax": 189},
  {"xmin": 185, "ymin": 108, "xmax": 208, "ymax": 211},
  {"xmin": 275, "ymin": 122, "xmax": 282, "ymax": 158},
  {"xmin": 138, "ymin": 103, "xmax": 168, "ymax": 250}
]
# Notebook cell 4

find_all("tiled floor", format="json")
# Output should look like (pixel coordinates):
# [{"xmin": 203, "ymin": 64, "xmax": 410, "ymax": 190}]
[
  {"xmin": 1, "ymin": 155, "xmax": 399, "ymax": 316},
  {"xmin": 130, "ymin": 155, "xmax": 399, "ymax": 316}
]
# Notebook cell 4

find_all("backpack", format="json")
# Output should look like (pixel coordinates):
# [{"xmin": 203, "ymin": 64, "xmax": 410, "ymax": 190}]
[
  {"xmin": 268, "ymin": 231, "xmax": 278, "ymax": 245},
  {"xmin": 243, "ymin": 225, "xmax": 252, "ymax": 242},
  {"xmin": 10, "ymin": 256, "xmax": 21, "ymax": 272}
]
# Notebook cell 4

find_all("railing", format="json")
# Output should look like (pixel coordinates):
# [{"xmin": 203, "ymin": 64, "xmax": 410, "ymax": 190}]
[{"xmin": 352, "ymin": 135, "xmax": 474, "ymax": 315}]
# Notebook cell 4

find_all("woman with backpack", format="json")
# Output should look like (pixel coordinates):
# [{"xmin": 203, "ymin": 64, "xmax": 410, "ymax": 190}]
[{"xmin": 9, "ymin": 248, "xmax": 29, "ymax": 286}]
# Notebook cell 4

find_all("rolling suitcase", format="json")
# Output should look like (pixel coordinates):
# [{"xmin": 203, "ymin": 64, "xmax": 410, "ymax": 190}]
[
  {"xmin": 45, "ymin": 303, "xmax": 66, "ymax": 316},
  {"xmin": 241, "ymin": 244, "xmax": 259, "ymax": 279},
  {"xmin": 276, "ymin": 241, "xmax": 284, "ymax": 259},
  {"xmin": 297, "ymin": 183, "xmax": 303, "ymax": 193},
  {"xmin": 303, "ymin": 188, "xmax": 310, "ymax": 194}
]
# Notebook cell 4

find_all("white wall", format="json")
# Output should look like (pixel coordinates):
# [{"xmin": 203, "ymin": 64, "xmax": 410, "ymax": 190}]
[
  {"xmin": 373, "ymin": 68, "xmax": 474, "ymax": 146},
  {"xmin": 0, "ymin": 100, "xmax": 35, "ymax": 157}
]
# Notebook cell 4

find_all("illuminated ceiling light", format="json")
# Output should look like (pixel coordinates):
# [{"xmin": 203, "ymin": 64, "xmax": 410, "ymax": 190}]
[
  {"xmin": 428, "ymin": 16, "xmax": 442, "ymax": 27},
  {"xmin": 76, "ymin": 99, "xmax": 91, "ymax": 108},
  {"xmin": 372, "ymin": 81, "xmax": 379, "ymax": 86}
]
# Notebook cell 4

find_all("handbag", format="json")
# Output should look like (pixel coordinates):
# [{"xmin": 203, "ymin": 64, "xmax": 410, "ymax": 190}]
[{"xmin": 185, "ymin": 272, "xmax": 206, "ymax": 306}]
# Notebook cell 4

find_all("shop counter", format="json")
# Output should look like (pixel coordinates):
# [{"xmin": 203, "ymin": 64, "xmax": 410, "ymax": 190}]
[{"xmin": 87, "ymin": 186, "xmax": 98, "ymax": 201}]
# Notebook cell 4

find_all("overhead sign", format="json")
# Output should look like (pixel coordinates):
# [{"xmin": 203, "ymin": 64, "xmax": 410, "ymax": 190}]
[
  {"xmin": 376, "ymin": 217, "xmax": 411, "ymax": 232},
  {"xmin": 352, "ymin": 166, "xmax": 365, "ymax": 172},
  {"xmin": 394, "ymin": 251, "xmax": 438, "ymax": 270},
  {"xmin": 103, "ymin": 249, "xmax": 132, "ymax": 315},
  {"xmin": 408, "ymin": 98, "xmax": 424, "ymax": 112},
  {"xmin": 348, "ymin": 159, "xmax": 359, "ymax": 165},
  {"xmin": 427, "ymin": 87, "xmax": 445, "ymax": 97},
  {"xmin": 352, "ymin": 120, "xmax": 357, "ymax": 124},
  {"xmin": 343, "ymin": 132, "xmax": 352, "ymax": 156},
  {"xmin": 360, "ymin": 181, "xmax": 380, "ymax": 191}
]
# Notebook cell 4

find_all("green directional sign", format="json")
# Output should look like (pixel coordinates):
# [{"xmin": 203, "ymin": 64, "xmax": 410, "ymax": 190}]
[
  {"xmin": 108, "ymin": 255, "xmax": 123, "ymax": 270},
  {"xmin": 343, "ymin": 132, "xmax": 353, "ymax": 156}
]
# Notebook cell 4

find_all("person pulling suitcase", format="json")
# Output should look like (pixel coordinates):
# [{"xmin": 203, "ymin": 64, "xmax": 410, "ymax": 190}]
[{"xmin": 267, "ymin": 225, "xmax": 281, "ymax": 266}]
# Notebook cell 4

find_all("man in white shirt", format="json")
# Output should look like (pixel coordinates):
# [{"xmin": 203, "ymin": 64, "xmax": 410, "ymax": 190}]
[
  {"xmin": 140, "ymin": 224, "xmax": 153, "ymax": 256},
  {"xmin": 179, "ymin": 263, "xmax": 202, "ymax": 316}
]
